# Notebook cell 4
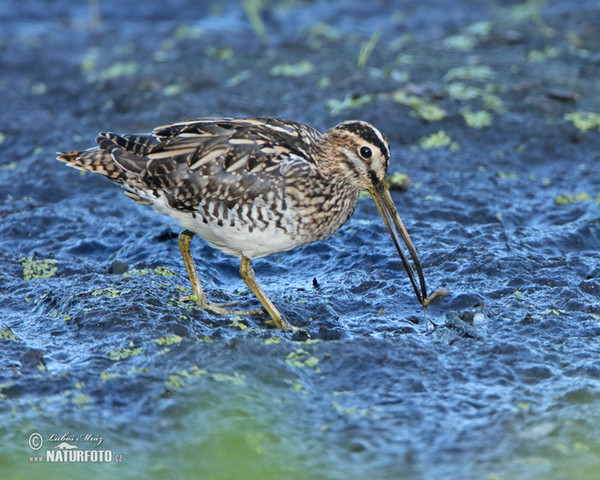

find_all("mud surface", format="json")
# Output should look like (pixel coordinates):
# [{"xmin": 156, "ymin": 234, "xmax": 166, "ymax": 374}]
[{"xmin": 1, "ymin": 1, "xmax": 600, "ymax": 479}]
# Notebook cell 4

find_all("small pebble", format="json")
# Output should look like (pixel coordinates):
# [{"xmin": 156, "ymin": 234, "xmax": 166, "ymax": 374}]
[{"xmin": 110, "ymin": 260, "xmax": 129, "ymax": 275}]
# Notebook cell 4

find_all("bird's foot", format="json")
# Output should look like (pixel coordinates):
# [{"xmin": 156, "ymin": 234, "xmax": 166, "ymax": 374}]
[
  {"xmin": 265, "ymin": 316, "xmax": 299, "ymax": 332},
  {"xmin": 179, "ymin": 294, "xmax": 263, "ymax": 316}
]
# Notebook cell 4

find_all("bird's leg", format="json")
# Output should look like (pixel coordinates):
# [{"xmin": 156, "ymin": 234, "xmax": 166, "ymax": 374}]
[
  {"xmin": 178, "ymin": 230, "xmax": 262, "ymax": 315},
  {"xmin": 179, "ymin": 230, "xmax": 208, "ymax": 306},
  {"xmin": 239, "ymin": 256, "xmax": 295, "ymax": 331}
]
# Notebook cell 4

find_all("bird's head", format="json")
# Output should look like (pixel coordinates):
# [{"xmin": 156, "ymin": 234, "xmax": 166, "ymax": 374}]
[
  {"xmin": 321, "ymin": 120, "xmax": 391, "ymax": 190},
  {"xmin": 321, "ymin": 120, "xmax": 429, "ymax": 308}
]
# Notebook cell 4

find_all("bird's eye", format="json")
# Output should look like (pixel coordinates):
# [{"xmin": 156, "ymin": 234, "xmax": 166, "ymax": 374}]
[{"xmin": 359, "ymin": 146, "xmax": 372, "ymax": 159}]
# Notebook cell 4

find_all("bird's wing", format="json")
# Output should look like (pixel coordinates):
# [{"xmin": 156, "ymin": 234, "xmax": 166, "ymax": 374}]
[{"xmin": 97, "ymin": 117, "xmax": 323, "ymax": 210}]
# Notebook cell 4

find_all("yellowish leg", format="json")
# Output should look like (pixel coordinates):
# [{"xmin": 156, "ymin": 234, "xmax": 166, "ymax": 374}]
[
  {"xmin": 239, "ymin": 256, "xmax": 296, "ymax": 331},
  {"xmin": 178, "ymin": 230, "xmax": 262, "ymax": 315}
]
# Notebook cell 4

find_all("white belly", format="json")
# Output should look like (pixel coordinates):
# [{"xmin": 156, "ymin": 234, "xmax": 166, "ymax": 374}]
[{"xmin": 152, "ymin": 196, "xmax": 307, "ymax": 259}]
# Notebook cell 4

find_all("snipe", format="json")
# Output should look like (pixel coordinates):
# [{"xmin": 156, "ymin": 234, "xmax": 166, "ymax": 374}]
[{"xmin": 58, "ymin": 117, "xmax": 445, "ymax": 330}]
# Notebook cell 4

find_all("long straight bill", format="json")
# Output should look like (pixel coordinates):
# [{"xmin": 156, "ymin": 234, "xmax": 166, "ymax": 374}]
[{"xmin": 369, "ymin": 181, "xmax": 428, "ymax": 307}]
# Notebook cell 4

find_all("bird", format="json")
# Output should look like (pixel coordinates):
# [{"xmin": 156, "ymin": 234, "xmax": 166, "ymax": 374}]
[{"xmin": 57, "ymin": 117, "xmax": 443, "ymax": 330}]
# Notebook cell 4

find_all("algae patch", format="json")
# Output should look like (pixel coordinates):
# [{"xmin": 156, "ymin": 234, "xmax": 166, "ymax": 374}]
[
  {"xmin": 387, "ymin": 172, "xmax": 411, "ymax": 191},
  {"xmin": 564, "ymin": 112, "xmax": 600, "ymax": 133},
  {"xmin": 305, "ymin": 22, "xmax": 342, "ymax": 50},
  {"xmin": 123, "ymin": 266, "xmax": 175, "ymax": 277},
  {"xmin": 528, "ymin": 46, "xmax": 559, "ymax": 62},
  {"xmin": 21, "ymin": 257, "xmax": 58, "ymax": 281},
  {"xmin": 0, "ymin": 327, "xmax": 20, "ymax": 342},
  {"xmin": 156, "ymin": 334, "xmax": 183, "ymax": 346},
  {"xmin": 555, "ymin": 192, "xmax": 592, "ymax": 205},
  {"xmin": 163, "ymin": 82, "xmax": 186, "ymax": 96},
  {"xmin": 285, "ymin": 349, "xmax": 320, "ymax": 370},
  {"xmin": 91, "ymin": 287, "xmax": 120, "ymax": 298},
  {"xmin": 270, "ymin": 60, "xmax": 314, "ymax": 77},
  {"xmin": 284, "ymin": 379, "xmax": 309, "ymax": 394},
  {"xmin": 173, "ymin": 24, "xmax": 204, "ymax": 39},
  {"xmin": 462, "ymin": 109, "xmax": 493, "ymax": 129},
  {"xmin": 100, "ymin": 372, "xmax": 122, "ymax": 382},
  {"xmin": 166, "ymin": 366, "xmax": 207, "ymax": 389},
  {"xmin": 442, "ymin": 21, "xmax": 491, "ymax": 51},
  {"xmin": 98, "ymin": 61, "xmax": 139, "ymax": 81},
  {"xmin": 497, "ymin": 171, "xmax": 519, "ymax": 179},
  {"xmin": 73, "ymin": 394, "xmax": 91, "ymax": 405},
  {"xmin": 393, "ymin": 91, "xmax": 446, "ymax": 122},
  {"xmin": 107, "ymin": 346, "xmax": 143, "ymax": 361},
  {"xmin": 326, "ymin": 94, "xmax": 375, "ymax": 116},
  {"xmin": 443, "ymin": 65, "xmax": 495, "ymax": 82},
  {"xmin": 446, "ymin": 82, "xmax": 481, "ymax": 101},
  {"xmin": 230, "ymin": 318, "xmax": 254, "ymax": 331},
  {"xmin": 418, "ymin": 131, "xmax": 460, "ymax": 151},
  {"xmin": 211, "ymin": 372, "xmax": 245, "ymax": 385}
]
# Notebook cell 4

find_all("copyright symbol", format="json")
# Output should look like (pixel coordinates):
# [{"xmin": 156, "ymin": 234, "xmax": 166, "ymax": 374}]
[{"xmin": 28, "ymin": 433, "xmax": 43, "ymax": 451}]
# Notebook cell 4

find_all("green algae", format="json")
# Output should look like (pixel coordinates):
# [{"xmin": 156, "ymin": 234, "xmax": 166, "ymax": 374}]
[
  {"xmin": 462, "ymin": 109, "xmax": 493, "ymax": 129},
  {"xmin": 564, "ymin": 111, "xmax": 600, "ymax": 133},
  {"xmin": 393, "ymin": 91, "xmax": 446, "ymax": 122},
  {"xmin": 107, "ymin": 346, "xmax": 143, "ymax": 362},
  {"xmin": 123, "ymin": 266, "xmax": 175, "ymax": 277},
  {"xmin": 73, "ymin": 394, "xmax": 91, "ymax": 405},
  {"xmin": 326, "ymin": 94, "xmax": 375, "ymax": 116},
  {"xmin": 418, "ymin": 131, "xmax": 460, "ymax": 151},
  {"xmin": 99, "ymin": 61, "xmax": 139, "ymax": 81},
  {"xmin": 91, "ymin": 287, "xmax": 120, "ymax": 298},
  {"xmin": 0, "ymin": 327, "xmax": 20, "ymax": 342},
  {"xmin": 100, "ymin": 372, "xmax": 122, "ymax": 382},
  {"xmin": 173, "ymin": 24, "xmax": 203, "ymax": 39},
  {"xmin": 443, "ymin": 65, "xmax": 495, "ymax": 82},
  {"xmin": 211, "ymin": 372, "xmax": 245, "ymax": 385},
  {"xmin": 387, "ymin": 172, "xmax": 410, "ymax": 191},
  {"xmin": 270, "ymin": 60, "xmax": 314, "ymax": 77},
  {"xmin": 284, "ymin": 379, "xmax": 309, "ymax": 394},
  {"xmin": 285, "ymin": 349, "xmax": 320, "ymax": 370},
  {"xmin": 442, "ymin": 21, "xmax": 491, "ymax": 51},
  {"xmin": 305, "ymin": 22, "xmax": 342, "ymax": 50},
  {"xmin": 21, "ymin": 257, "xmax": 57, "ymax": 281},
  {"xmin": 528, "ymin": 46, "xmax": 559, "ymax": 62},
  {"xmin": 555, "ymin": 192, "xmax": 592, "ymax": 205},
  {"xmin": 157, "ymin": 334, "xmax": 183, "ymax": 346},
  {"xmin": 166, "ymin": 366, "xmax": 207, "ymax": 389}
]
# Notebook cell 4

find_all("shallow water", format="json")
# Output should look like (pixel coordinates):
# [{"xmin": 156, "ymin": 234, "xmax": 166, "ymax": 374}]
[{"xmin": 1, "ymin": 0, "xmax": 600, "ymax": 479}]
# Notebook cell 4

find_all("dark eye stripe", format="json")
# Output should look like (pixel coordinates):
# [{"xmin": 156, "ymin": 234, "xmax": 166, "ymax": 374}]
[{"xmin": 340, "ymin": 122, "xmax": 389, "ymax": 160}]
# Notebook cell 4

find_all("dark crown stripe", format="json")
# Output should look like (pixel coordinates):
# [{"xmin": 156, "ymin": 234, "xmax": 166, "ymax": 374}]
[{"xmin": 340, "ymin": 122, "xmax": 389, "ymax": 159}]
